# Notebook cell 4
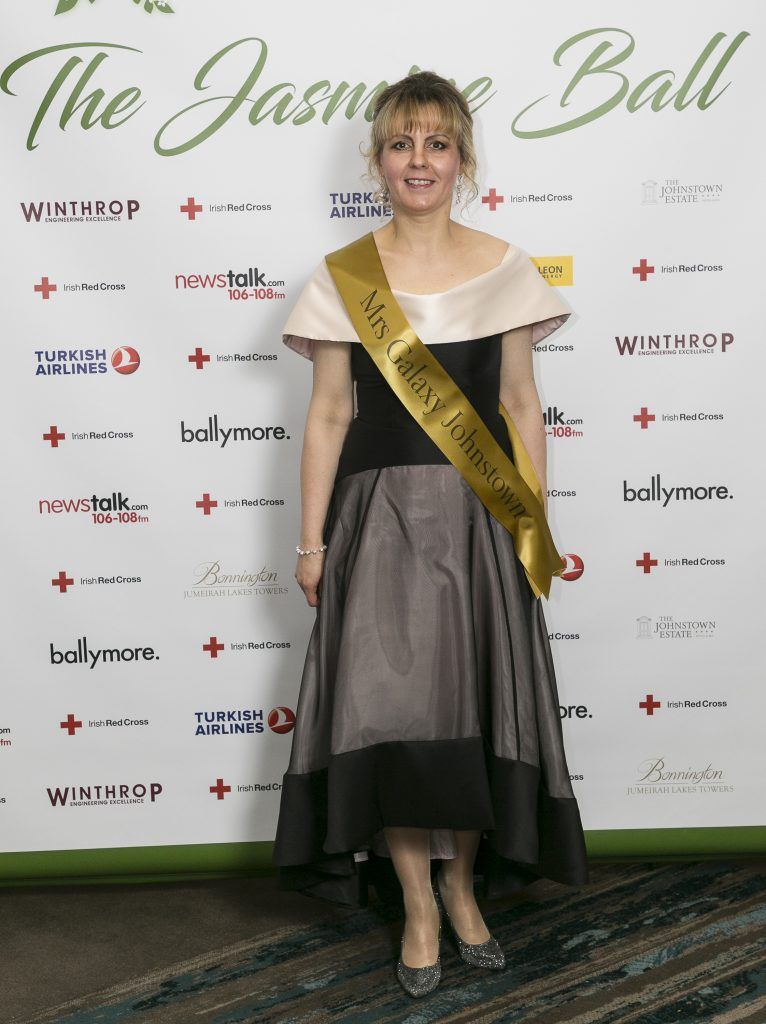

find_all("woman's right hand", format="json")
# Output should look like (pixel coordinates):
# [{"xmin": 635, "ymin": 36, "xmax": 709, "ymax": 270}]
[{"xmin": 295, "ymin": 552, "xmax": 325, "ymax": 607}]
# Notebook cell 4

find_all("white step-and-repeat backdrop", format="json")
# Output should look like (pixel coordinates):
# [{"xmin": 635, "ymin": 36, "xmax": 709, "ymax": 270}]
[{"xmin": 2, "ymin": 1, "xmax": 763, "ymax": 876}]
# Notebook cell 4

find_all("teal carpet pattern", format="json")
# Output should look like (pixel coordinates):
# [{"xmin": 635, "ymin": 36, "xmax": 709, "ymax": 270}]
[{"xmin": 12, "ymin": 861, "xmax": 766, "ymax": 1024}]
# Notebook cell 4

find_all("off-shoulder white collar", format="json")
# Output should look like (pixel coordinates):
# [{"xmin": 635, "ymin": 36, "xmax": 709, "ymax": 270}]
[{"xmin": 282, "ymin": 239, "xmax": 572, "ymax": 359}]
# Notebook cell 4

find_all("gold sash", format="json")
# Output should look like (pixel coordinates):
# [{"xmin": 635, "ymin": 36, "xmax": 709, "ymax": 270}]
[{"xmin": 325, "ymin": 231, "xmax": 564, "ymax": 600}]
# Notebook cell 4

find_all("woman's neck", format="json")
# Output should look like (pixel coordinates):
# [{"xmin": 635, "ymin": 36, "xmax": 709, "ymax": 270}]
[{"xmin": 375, "ymin": 210, "xmax": 461, "ymax": 259}]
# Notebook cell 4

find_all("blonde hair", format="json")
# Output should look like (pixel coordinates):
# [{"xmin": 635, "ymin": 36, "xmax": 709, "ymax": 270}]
[{"xmin": 360, "ymin": 70, "xmax": 480, "ymax": 212}]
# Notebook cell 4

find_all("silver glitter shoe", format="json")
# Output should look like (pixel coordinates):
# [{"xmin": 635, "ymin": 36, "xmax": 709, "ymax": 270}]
[
  {"xmin": 434, "ymin": 870, "xmax": 506, "ymax": 970},
  {"xmin": 395, "ymin": 898, "xmax": 443, "ymax": 997}
]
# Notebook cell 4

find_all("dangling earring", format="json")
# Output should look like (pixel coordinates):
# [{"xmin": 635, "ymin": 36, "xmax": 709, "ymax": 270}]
[
  {"xmin": 373, "ymin": 179, "xmax": 390, "ymax": 204},
  {"xmin": 454, "ymin": 173, "xmax": 464, "ymax": 204}
]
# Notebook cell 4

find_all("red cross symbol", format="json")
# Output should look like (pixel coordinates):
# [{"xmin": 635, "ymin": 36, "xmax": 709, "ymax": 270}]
[
  {"xmin": 203, "ymin": 636, "xmax": 224, "ymax": 658},
  {"xmin": 34, "ymin": 277, "xmax": 57, "ymax": 299},
  {"xmin": 196, "ymin": 493, "xmax": 218, "ymax": 515},
  {"xmin": 188, "ymin": 348, "xmax": 210, "ymax": 369},
  {"xmin": 639, "ymin": 694, "xmax": 661, "ymax": 716},
  {"xmin": 632, "ymin": 258, "xmax": 655, "ymax": 282},
  {"xmin": 636, "ymin": 552, "xmax": 658, "ymax": 574},
  {"xmin": 180, "ymin": 197, "xmax": 203, "ymax": 220},
  {"xmin": 210, "ymin": 778, "xmax": 231, "ymax": 800},
  {"xmin": 481, "ymin": 188, "xmax": 504, "ymax": 212},
  {"xmin": 633, "ymin": 407, "xmax": 655, "ymax": 429},
  {"xmin": 52, "ymin": 571, "xmax": 74, "ymax": 593},
  {"xmin": 43, "ymin": 425, "xmax": 65, "ymax": 447},
  {"xmin": 60, "ymin": 714, "xmax": 83, "ymax": 735}
]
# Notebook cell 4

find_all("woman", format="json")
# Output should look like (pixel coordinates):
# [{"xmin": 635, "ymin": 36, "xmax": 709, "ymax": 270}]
[{"xmin": 272, "ymin": 70, "xmax": 589, "ymax": 998}]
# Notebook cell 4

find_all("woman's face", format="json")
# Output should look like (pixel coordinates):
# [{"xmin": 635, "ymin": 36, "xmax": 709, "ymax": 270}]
[{"xmin": 377, "ymin": 111, "xmax": 462, "ymax": 215}]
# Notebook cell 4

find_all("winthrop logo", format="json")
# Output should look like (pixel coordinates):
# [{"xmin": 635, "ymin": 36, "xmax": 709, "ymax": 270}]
[
  {"xmin": 21, "ymin": 198, "xmax": 140, "ymax": 222},
  {"xmin": 614, "ymin": 331, "xmax": 733, "ymax": 356},
  {"xmin": 50, "ymin": 636, "xmax": 159, "ymax": 669},
  {"xmin": 47, "ymin": 782, "xmax": 163, "ymax": 807},
  {"xmin": 623, "ymin": 473, "xmax": 732, "ymax": 507},
  {"xmin": 181, "ymin": 415, "xmax": 288, "ymax": 448}
]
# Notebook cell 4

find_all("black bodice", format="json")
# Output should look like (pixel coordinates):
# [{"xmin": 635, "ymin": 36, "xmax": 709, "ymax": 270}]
[{"xmin": 336, "ymin": 334, "xmax": 515, "ymax": 482}]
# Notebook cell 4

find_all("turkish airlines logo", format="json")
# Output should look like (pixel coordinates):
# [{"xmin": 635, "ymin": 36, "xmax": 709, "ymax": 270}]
[{"xmin": 559, "ymin": 554, "xmax": 584, "ymax": 582}]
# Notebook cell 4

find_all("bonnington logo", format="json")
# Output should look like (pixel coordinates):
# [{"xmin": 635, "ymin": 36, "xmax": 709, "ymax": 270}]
[
  {"xmin": 37, "ymin": 490, "xmax": 150, "ymax": 522},
  {"xmin": 627, "ymin": 757, "xmax": 732, "ymax": 795},
  {"xmin": 636, "ymin": 615, "xmax": 716, "ymax": 640},
  {"xmin": 195, "ymin": 710, "xmax": 264, "ymax": 736},
  {"xmin": 181, "ymin": 415, "xmax": 288, "ymax": 448},
  {"xmin": 0, "ymin": 30, "xmax": 748, "ymax": 154},
  {"xmin": 641, "ymin": 178, "xmax": 723, "ymax": 204},
  {"xmin": 47, "ymin": 782, "xmax": 163, "ymax": 807},
  {"xmin": 623, "ymin": 474, "xmax": 732, "ymax": 506},
  {"xmin": 185, "ymin": 561, "xmax": 287, "ymax": 598},
  {"xmin": 21, "ymin": 198, "xmax": 140, "ymax": 223},
  {"xmin": 330, "ymin": 191, "xmax": 392, "ymax": 220},
  {"xmin": 35, "ymin": 347, "xmax": 141, "ymax": 376},
  {"xmin": 50, "ymin": 636, "xmax": 159, "ymax": 669}
]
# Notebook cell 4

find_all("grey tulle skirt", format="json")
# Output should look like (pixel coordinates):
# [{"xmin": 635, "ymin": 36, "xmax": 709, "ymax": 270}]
[{"xmin": 272, "ymin": 463, "xmax": 589, "ymax": 907}]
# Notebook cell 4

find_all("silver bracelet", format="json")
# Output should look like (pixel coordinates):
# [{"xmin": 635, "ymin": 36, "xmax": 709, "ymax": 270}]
[{"xmin": 296, "ymin": 543, "xmax": 327, "ymax": 556}]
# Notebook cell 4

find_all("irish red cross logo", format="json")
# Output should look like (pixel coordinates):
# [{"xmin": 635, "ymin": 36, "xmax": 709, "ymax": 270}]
[
  {"xmin": 481, "ymin": 188, "xmax": 504, "ymax": 212},
  {"xmin": 180, "ymin": 197, "xmax": 203, "ymax": 220},
  {"xmin": 60, "ymin": 714, "xmax": 83, "ymax": 735},
  {"xmin": 639, "ymin": 694, "xmax": 661, "ymax": 716},
  {"xmin": 633, "ymin": 407, "xmax": 655, "ymax": 429},
  {"xmin": 209, "ymin": 778, "xmax": 231, "ymax": 800},
  {"xmin": 43, "ymin": 425, "xmax": 65, "ymax": 448},
  {"xmin": 632, "ymin": 259, "xmax": 655, "ymax": 282},
  {"xmin": 188, "ymin": 348, "xmax": 210, "ymax": 369},
  {"xmin": 636, "ymin": 552, "xmax": 658, "ymax": 574},
  {"xmin": 203, "ymin": 636, "xmax": 224, "ymax": 658},
  {"xmin": 196, "ymin": 493, "xmax": 218, "ymax": 515},
  {"xmin": 34, "ymin": 277, "xmax": 57, "ymax": 299},
  {"xmin": 52, "ymin": 571, "xmax": 74, "ymax": 593}
]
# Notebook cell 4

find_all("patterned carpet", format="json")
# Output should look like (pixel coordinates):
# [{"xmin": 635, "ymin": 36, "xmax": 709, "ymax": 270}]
[{"xmin": 12, "ymin": 860, "xmax": 766, "ymax": 1024}]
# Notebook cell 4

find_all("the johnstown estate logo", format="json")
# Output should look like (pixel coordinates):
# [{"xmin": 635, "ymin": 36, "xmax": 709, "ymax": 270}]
[
  {"xmin": 636, "ymin": 616, "xmax": 716, "ymax": 640},
  {"xmin": 186, "ymin": 561, "xmax": 287, "ymax": 598},
  {"xmin": 627, "ymin": 757, "xmax": 732, "ymax": 795}
]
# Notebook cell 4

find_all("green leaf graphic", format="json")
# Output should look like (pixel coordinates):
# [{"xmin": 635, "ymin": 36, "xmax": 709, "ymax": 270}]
[{"xmin": 55, "ymin": 0, "xmax": 175, "ymax": 15}]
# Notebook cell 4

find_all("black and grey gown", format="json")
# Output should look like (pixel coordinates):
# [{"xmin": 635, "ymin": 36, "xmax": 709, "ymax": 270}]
[{"xmin": 271, "ymin": 243, "xmax": 589, "ymax": 908}]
